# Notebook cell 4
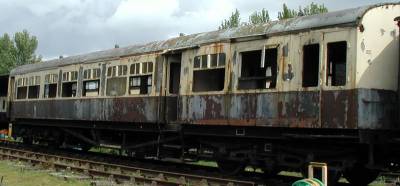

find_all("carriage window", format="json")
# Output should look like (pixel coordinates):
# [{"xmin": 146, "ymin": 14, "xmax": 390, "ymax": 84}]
[
  {"xmin": 302, "ymin": 44, "xmax": 320, "ymax": 87},
  {"xmin": 129, "ymin": 62, "xmax": 153, "ymax": 95},
  {"xmin": 106, "ymin": 65, "xmax": 127, "ymax": 96},
  {"xmin": 83, "ymin": 80, "xmax": 99, "ymax": 97},
  {"xmin": 44, "ymin": 74, "xmax": 58, "ymax": 98},
  {"xmin": 28, "ymin": 76, "xmax": 40, "ymax": 99},
  {"xmin": 238, "ymin": 48, "xmax": 277, "ymax": 90},
  {"xmin": 16, "ymin": 77, "xmax": 28, "ymax": 100},
  {"xmin": 83, "ymin": 68, "xmax": 101, "ymax": 97},
  {"xmin": 193, "ymin": 53, "xmax": 225, "ymax": 92},
  {"xmin": 327, "ymin": 41, "xmax": 347, "ymax": 86},
  {"xmin": 62, "ymin": 71, "xmax": 78, "ymax": 97}
]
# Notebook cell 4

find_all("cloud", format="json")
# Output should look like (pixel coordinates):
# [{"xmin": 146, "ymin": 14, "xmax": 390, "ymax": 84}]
[{"xmin": 0, "ymin": 0, "xmax": 396, "ymax": 60}]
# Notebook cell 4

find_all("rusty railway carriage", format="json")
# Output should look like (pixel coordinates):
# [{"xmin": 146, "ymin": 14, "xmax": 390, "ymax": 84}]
[
  {"xmin": 0, "ymin": 75, "xmax": 8, "ymax": 128},
  {"xmin": 2, "ymin": 3, "xmax": 400, "ymax": 185}
]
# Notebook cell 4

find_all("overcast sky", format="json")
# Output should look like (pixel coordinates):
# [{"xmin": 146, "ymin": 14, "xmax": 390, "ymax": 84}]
[{"xmin": 0, "ymin": 0, "xmax": 397, "ymax": 59}]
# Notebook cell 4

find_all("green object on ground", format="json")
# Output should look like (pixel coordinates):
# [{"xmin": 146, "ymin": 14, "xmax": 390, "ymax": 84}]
[{"xmin": 292, "ymin": 178, "xmax": 324, "ymax": 186}]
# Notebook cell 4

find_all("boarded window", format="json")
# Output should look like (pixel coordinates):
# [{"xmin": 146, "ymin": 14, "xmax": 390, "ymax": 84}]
[
  {"xmin": 106, "ymin": 77, "xmax": 126, "ymax": 96},
  {"xmin": 238, "ymin": 48, "xmax": 277, "ymax": 90},
  {"xmin": 129, "ymin": 62, "xmax": 153, "ymax": 95},
  {"xmin": 302, "ymin": 44, "xmax": 320, "ymax": 87},
  {"xmin": 193, "ymin": 53, "xmax": 225, "ymax": 92},
  {"xmin": 327, "ymin": 41, "xmax": 347, "ymax": 86}
]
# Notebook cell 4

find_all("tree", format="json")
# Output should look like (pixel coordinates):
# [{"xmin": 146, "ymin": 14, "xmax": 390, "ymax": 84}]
[
  {"xmin": 278, "ymin": 3, "xmax": 298, "ymax": 20},
  {"xmin": 278, "ymin": 2, "xmax": 328, "ymax": 20},
  {"xmin": 0, "ymin": 34, "xmax": 15, "ymax": 75},
  {"xmin": 0, "ymin": 30, "xmax": 41, "ymax": 74},
  {"xmin": 302, "ymin": 2, "xmax": 328, "ymax": 16},
  {"xmin": 219, "ymin": 9, "xmax": 241, "ymax": 30},
  {"xmin": 249, "ymin": 8, "xmax": 270, "ymax": 25}
]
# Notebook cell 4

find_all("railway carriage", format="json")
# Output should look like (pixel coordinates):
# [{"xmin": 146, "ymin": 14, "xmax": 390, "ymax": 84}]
[
  {"xmin": 0, "ymin": 75, "xmax": 8, "ymax": 127},
  {"xmin": 3, "ymin": 3, "xmax": 400, "ymax": 185}
]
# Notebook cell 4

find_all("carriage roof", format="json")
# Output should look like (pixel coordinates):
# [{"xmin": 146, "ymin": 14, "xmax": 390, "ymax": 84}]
[{"xmin": 10, "ymin": 3, "xmax": 399, "ymax": 75}]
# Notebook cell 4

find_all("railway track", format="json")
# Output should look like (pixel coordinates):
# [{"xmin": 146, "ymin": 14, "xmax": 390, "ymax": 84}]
[{"xmin": 0, "ymin": 142, "xmax": 256, "ymax": 186}]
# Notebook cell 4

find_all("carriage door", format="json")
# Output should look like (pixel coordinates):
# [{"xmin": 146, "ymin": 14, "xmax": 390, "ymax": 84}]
[
  {"xmin": 165, "ymin": 54, "xmax": 181, "ymax": 122},
  {"xmin": 321, "ymin": 30, "xmax": 353, "ymax": 128},
  {"xmin": 299, "ymin": 33, "xmax": 323, "ymax": 128}
]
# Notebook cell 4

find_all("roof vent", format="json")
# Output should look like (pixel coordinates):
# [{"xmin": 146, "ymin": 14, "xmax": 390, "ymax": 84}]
[{"xmin": 115, "ymin": 44, "xmax": 119, "ymax": 48}]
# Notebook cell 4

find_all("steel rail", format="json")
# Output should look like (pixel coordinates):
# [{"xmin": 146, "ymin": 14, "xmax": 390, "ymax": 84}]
[{"xmin": 0, "ymin": 145, "xmax": 255, "ymax": 186}]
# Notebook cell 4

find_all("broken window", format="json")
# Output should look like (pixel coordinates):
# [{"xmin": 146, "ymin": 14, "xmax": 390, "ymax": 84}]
[
  {"xmin": 106, "ymin": 65, "xmax": 127, "ymax": 96},
  {"xmin": 28, "ymin": 76, "xmax": 40, "ymax": 99},
  {"xmin": 62, "ymin": 71, "xmax": 78, "ymax": 97},
  {"xmin": 44, "ymin": 74, "xmax": 58, "ymax": 98},
  {"xmin": 129, "ymin": 62, "xmax": 153, "ymax": 95},
  {"xmin": 16, "ymin": 77, "xmax": 28, "ymax": 100},
  {"xmin": 327, "ymin": 41, "xmax": 347, "ymax": 86},
  {"xmin": 302, "ymin": 44, "xmax": 320, "ymax": 87},
  {"xmin": 238, "ymin": 48, "xmax": 277, "ymax": 90},
  {"xmin": 83, "ymin": 68, "xmax": 101, "ymax": 97},
  {"xmin": 193, "ymin": 53, "xmax": 225, "ymax": 92}
]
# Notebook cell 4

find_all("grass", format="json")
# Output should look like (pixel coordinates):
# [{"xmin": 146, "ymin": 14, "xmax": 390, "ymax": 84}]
[{"xmin": 0, "ymin": 161, "xmax": 90, "ymax": 186}]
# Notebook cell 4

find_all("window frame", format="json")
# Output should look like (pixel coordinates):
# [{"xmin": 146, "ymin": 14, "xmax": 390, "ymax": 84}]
[
  {"xmin": 301, "ymin": 43, "xmax": 321, "ymax": 88},
  {"xmin": 105, "ymin": 64, "xmax": 128, "ymax": 97},
  {"xmin": 237, "ymin": 46, "xmax": 279, "ymax": 90},
  {"xmin": 43, "ymin": 73, "xmax": 59, "ymax": 99},
  {"xmin": 191, "ymin": 53, "xmax": 227, "ymax": 93},
  {"xmin": 128, "ymin": 61, "xmax": 154, "ymax": 95},
  {"xmin": 61, "ymin": 70, "xmax": 79, "ymax": 98},
  {"xmin": 235, "ymin": 44, "xmax": 280, "ymax": 92},
  {"xmin": 15, "ymin": 77, "xmax": 28, "ymax": 100},
  {"xmin": 326, "ymin": 41, "xmax": 348, "ymax": 87},
  {"xmin": 27, "ymin": 75, "xmax": 41, "ymax": 99},
  {"xmin": 83, "ymin": 68, "xmax": 101, "ymax": 97},
  {"xmin": 321, "ymin": 31, "xmax": 351, "ymax": 91}
]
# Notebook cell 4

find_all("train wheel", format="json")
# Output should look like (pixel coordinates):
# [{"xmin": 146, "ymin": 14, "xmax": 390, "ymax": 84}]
[
  {"xmin": 262, "ymin": 168, "xmax": 279, "ymax": 178},
  {"xmin": 343, "ymin": 165, "xmax": 379, "ymax": 186},
  {"xmin": 217, "ymin": 159, "xmax": 246, "ymax": 176}
]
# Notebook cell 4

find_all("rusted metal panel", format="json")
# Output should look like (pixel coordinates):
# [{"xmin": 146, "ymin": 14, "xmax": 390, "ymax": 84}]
[
  {"xmin": 179, "ymin": 91, "xmax": 319, "ymax": 128},
  {"xmin": 179, "ymin": 89, "xmax": 396, "ymax": 129},
  {"xmin": 321, "ymin": 90, "xmax": 357, "ymax": 129},
  {"xmin": 11, "ymin": 97, "xmax": 161, "ymax": 123},
  {"xmin": 357, "ymin": 89, "xmax": 397, "ymax": 129}
]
